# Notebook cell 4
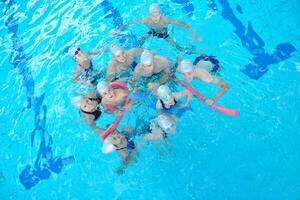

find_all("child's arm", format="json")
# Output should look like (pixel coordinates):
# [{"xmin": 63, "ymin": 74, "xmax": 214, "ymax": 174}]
[{"xmin": 163, "ymin": 17, "xmax": 202, "ymax": 41}]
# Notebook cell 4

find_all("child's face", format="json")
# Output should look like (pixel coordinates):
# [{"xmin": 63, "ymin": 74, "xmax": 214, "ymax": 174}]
[
  {"xmin": 150, "ymin": 12, "xmax": 161, "ymax": 22},
  {"xmin": 183, "ymin": 71, "xmax": 194, "ymax": 81},
  {"xmin": 102, "ymin": 88, "xmax": 114, "ymax": 99},
  {"xmin": 111, "ymin": 131, "xmax": 126, "ymax": 145},
  {"xmin": 80, "ymin": 97, "xmax": 98, "ymax": 112},
  {"xmin": 163, "ymin": 94, "xmax": 175, "ymax": 106},
  {"xmin": 115, "ymin": 51, "xmax": 126, "ymax": 63},
  {"xmin": 142, "ymin": 63, "xmax": 154, "ymax": 74}
]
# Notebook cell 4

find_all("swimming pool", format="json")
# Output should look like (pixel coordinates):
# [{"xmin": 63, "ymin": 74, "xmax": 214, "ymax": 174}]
[{"xmin": 0, "ymin": 0, "xmax": 299, "ymax": 199}]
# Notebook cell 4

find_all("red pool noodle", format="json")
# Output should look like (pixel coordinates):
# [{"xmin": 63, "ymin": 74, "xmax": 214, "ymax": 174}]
[
  {"xmin": 100, "ymin": 82, "xmax": 130, "ymax": 140},
  {"xmin": 175, "ymin": 78, "xmax": 238, "ymax": 116}
]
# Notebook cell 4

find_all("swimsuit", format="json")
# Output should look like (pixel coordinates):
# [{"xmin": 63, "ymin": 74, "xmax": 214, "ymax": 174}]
[
  {"xmin": 147, "ymin": 27, "xmax": 169, "ymax": 39},
  {"xmin": 113, "ymin": 136, "xmax": 135, "ymax": 154},
  {"xmin": 160, "ymin": 98, "xmax": 178, "ymax": 111},
  {"xmin": 159, "ymin": 98, "xmax": 191, "ymax": 118},
  {"xmin": 131, "ymin": 61, "xmax": 138, "ymax": 69},
  {"xmin": 78, "ymin": 61, "xmax": 98, "ymax": 84}
]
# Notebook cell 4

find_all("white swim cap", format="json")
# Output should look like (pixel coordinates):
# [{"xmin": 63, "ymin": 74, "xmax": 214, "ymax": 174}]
[
  {"xmin": 97, "ymin": 81, "xmax": 110, "ymax": 95},
  {"xmin": 101, "ymin": 138, "xmax": 116, "ymax": 154},
  {"xmin": 141, "ymin": 50, "xmax": 154, "ymax": 65},
  {"xmin": 110, "ymin": 43, "xmax": 123, "ymax": 56},
  {"xmin": 149, "ymin": 3, "xmax": 160, "ymax": 13},
  {"xmin": 71, "ymin": 96, "xmax": 83, "ymax": 108},
  {"xmin": 157, "ymin": 114, "xmax": 174, "ymax": 132},
  {"xmin": 179, "ymin": 59, "xmax": 193, "ymax": 73},
  {"xmin": 68, "ymin": 46, "xmax": 78, "ymax": 57},
  {"xmin": 157, "ymin": 85, "xmax": 172, "ymax": 100}
]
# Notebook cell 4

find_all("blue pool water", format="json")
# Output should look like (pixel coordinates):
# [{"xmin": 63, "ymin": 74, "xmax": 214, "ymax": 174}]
[{"xmin": 0, "ymin": 0, "xmax": 300, "ymax": 199}]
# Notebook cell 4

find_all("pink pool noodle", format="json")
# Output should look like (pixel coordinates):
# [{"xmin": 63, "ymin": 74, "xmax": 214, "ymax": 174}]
[
  {"xmin": 175, "ymin": 78, "xmax": 238, "ymax": 116},
  {"xmin": 100, "ymin": 81, "xmax": 130, "ymax": 140}
]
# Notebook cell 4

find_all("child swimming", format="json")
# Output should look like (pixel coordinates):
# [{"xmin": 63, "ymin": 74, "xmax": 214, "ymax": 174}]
[
  {"xmin": 97, "ymin": 81, "xmax": 131, "ymax": 115},
  {"xmin": 68, "ymin": 46, "xmax": 102, "ymax": 85},
  {"xmin": 102, "ymin": 127, "xmax": 137, "ymax": 174},
  {"xmin": 178, "ymin": 58, "xmax": 230, "ymax": 105},
  {"xmin": 71, "ymin": 93, "xmax": 105, "ymax": 134},
  {"xmin": 132, "ymin": 50, "xmax": 173, "ymax": 90},
  {"xmin": 137, "ymin": 114, "xmax": 178, "ymax": 155},
  {"xmin": 112, "ymin": 3, "xmax": 201, "ymax": 52},
  {"xmin": 156, "ymin": 85, "xmax": 192, "ymax": 117},
  {"xmin": 106, "ymin": 43, "xmax": 145, "ymax": 82}
]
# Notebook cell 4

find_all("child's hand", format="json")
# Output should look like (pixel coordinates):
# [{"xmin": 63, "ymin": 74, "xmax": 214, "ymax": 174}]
[
  {"xmin": 110, "ymin": 29, "xmax": 121, "ymax": 35},
  {"xmin": 205, "ymin": 98, "xmax": 214, "ymax": 106},
  {"xmin": 193, "ymin": 34, "xmax": 202, "ymax": 41}
]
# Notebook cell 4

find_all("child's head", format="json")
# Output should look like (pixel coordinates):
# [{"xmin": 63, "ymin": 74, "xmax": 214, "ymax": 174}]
[
  {"xmin": 179, "ymin": 59, "xmax": 194, "ymax": 81},
  {"xmin": 110, "ymin": 43, "xmax": 126, "ymax": 63},
  {"xmin": 157, "ymin": 85, "xmax": 175, "ymax": 106},
  {"xmin": 141, "ymin": 50, "xmax": 154, "ymax": 74},
  {"xmin": 149, "ymin": 4, "xmax": 161, "ymax": 22},
  {"xmin": 157, "ymin": 114, "xmax": 176, "ymax": 134}
]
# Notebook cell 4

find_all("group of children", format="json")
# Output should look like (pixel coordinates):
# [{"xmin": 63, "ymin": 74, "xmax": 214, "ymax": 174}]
[{"xmin": 68, "ymin": 4, "xmax": 230, "ymax": 174}]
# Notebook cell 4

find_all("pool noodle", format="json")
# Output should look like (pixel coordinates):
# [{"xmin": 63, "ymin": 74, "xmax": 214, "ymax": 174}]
[
  {"xmin": 174, "ymin": 78, "xmax": 238, "ymax": 116},
  {"xmin": 100, "ymin": 82, "xmax": 130, "ymax": 140}
]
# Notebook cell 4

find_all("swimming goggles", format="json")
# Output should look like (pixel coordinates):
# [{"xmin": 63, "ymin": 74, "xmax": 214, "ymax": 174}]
[{"xmin": 74, "ymin": 48, "xmax": 80, "ymax": 56}]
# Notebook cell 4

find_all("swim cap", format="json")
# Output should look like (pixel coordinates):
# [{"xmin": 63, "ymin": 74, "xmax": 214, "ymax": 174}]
[
  {"xmin": 97, "ymin": 81, "xmax": 110, "ymax": 95},
  {"xmin": 149, "ymin": 3, "xmax": 160, "ymax": 13},
  {"xmin": 101, "ymin": 138, "xmax": 116, "ymax": 154},
  {"xmin": 149, "ymin": 118, "xmax": 160, "ymax": 132},
  {"xmin": 179, "ymin": 59, "xmax": 193, "ymax": 73},
  {"xmin": 71, "ymin": 96, "xmax": 83, "ymax": 108},
  {"xmin": 157, "ymin": 114, "xmax": 174, "ymax": 132},
  {"xmin": 157, "ymin": 85, "xmax": 172, "ymax": 100},
  {"xmin": 110, "ymin": 43, "xmax": 123, "ymax": 56},
  {"xmin": 141, "ymin": 50, "xmax": 154, "ymax": 65},
  {"xmin": 68, "ymin": 46, "xmax": 78, "ymax": 57}
]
